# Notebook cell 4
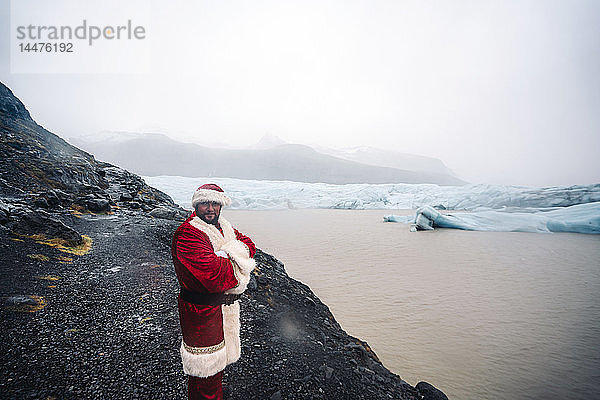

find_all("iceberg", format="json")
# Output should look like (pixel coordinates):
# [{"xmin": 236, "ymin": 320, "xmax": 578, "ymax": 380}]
[
  {"xmin": 143, "ymin": 175, "xmax": 600, "ymax": 212},
  {"xmin": 385, "ymin": 203, "xmax": 600, "ymax": 234}
]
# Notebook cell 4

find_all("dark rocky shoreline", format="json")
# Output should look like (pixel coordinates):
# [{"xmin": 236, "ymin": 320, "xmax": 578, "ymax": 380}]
[{"xmin": 0, "ymin": 81, "xmax": 448, "ymax": 399}]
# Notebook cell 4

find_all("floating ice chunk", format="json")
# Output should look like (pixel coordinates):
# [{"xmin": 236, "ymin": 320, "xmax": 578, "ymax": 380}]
[
  {"xmin": 383, "ymin": 215, "xmax": 413, "ymax": 223},
  {"xmin": 544, "ymin": 202, "xmax": 600, "ymax": 234},
  {"xmin": 388, "ymin": 202, "xmax": 600, "ymax": 234}
]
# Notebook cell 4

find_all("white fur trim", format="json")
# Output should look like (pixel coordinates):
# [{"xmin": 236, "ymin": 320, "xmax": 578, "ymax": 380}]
[
  {"xmin": 222, "ymin": 239, "xmax": 255, "ymax": 294},
  {"xmin": 218, "ymin": 218, "xmax": 237, "ymax": 242},
  {"xmin": 222, "ymin": 301, "xmax": 241, "ymax": 364},
  {"xmin": 188, "ymin": 216, "xmax": 226, "ymax": 249},
  {"xmin": 221, "ymin": 240, "xmax": 255, "ymax": 274},
  {"xmin": 182, "ymin": 216, "xmax": 248, "ymax": 371},
  {"xmin": 188, "ymin": 217, "xmax": 254, "ymax": 294},
  {"xmin": 192, "ymin": 189, "xmax": 232, "ymax": 208},
  {"xmin": 180, "ymin": 340, "xmax": 228, "ymax": 377},
  {"xmin": 188, "ymin": 216, "xmax": 236, "ymax": 251},
  {"xmin": 225, "ymin": 261, "xmax": 251, "ymax": 295}
]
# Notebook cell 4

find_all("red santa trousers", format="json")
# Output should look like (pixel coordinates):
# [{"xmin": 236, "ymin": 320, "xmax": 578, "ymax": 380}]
[{"xmin": 188, "ymin": 371, "xmax": 223, "ymax": 400}]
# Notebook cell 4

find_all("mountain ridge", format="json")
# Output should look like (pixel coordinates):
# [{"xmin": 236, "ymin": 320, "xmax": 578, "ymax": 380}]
[{"xmin": 72, "ymin": 131, "xmax": 466, "ymax": 185}]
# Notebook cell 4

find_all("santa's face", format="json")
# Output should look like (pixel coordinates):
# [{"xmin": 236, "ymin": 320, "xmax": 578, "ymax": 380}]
[{"xmin": 196, "ymin": 201, "xmax": 222, "ymax": 225}]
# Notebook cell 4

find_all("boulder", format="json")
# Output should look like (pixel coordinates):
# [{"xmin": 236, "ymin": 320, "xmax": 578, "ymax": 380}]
[
  {"xmin": 43, "ymin": 190, "xmax": 61, "ymax": 208},
  {"xmin": 53, "ymin": 189, "xmax": 72, "ymax": 203},
  {"xmin": 86, "ymin": 198, "xmax": 111, "ymax": 213},
  {"xmin": 10, "ymin": 209, "xmax": 83, "ymax": 246},
  {"xmin": 0, "ymin": 200, "xmax": 9, "ymax": 223},
  {"xmin": 416, "ymin": 381, "xmax": 449, "ymax": 400},
  {"xmin": 149, "ymin": 207, "xmax": 178, "ymax": 220},
  {"xmin": 33, "ymin": 196, "xmax": 49, "ymax": 209},
  {"xmin": 120, "ymin": 193, "xmax": 134, "ymax": 202}
]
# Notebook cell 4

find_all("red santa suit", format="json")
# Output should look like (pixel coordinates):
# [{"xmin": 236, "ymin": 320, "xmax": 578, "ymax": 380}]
[{"xmin": 172, "ymin": 185, "xmax": 256, "ymax": 400}]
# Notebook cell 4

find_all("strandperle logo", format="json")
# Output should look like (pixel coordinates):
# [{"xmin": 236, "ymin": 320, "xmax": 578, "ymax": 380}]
[
  {"xmin": 11, "ymin": 0, "xmax": 151, "ymax": 73},
  {"xmin": 15, "ymin": 19, "xmax": 146, "ymax": 46}
]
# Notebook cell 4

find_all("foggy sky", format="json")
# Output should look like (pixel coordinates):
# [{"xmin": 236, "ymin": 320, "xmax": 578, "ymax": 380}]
[{"xmin": 1, "ymin": 0, "xmax": 599, "ymax": 187}]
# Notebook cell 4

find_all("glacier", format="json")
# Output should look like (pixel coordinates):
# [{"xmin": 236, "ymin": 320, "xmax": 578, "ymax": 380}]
[
  {"xmin": 143, "ymin": 175, "xmax": 600, "ymax": 234},
  {"xmin": 143, "ymin": 175, "xmax": 600, "ymax": 211},
  {"xmin": 384, "ymin": 203, "xmax": 600, "ymax": 234}
]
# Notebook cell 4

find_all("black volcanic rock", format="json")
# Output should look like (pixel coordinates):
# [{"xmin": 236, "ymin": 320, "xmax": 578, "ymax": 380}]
[
  {"xmin": 0, "ymin": 82, "xmax": 182, "ymax": 218},
  {"xmin": 0, "ymin": 83, "xmax": 32, "ymax": 122},
  {"xmin": 0, "ymin": 108, "xmax": 104, "ymax": 196},
  {"xmin": 416, "ymin": 381, "xmax": 450, "ymax": 400},
  {"xmin": 0, "ymin": 199, "xmax": 9, "ymax": 223},
  {"xmin": 85, "ymin": 198, "xmax": 111, "ymax": 213},
  {"xmin": 8, "ymin": 207, "xmax": 83, "ymax": 246},
  {"xmin": 36, "ymin": 190, "xmax": 62, "ymax": 208}
]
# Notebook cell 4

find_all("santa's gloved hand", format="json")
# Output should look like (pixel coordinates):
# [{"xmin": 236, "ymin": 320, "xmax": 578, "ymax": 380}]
[{"xmin": 215, "ymin": 250, "xmax": 229, "ymax": 258}]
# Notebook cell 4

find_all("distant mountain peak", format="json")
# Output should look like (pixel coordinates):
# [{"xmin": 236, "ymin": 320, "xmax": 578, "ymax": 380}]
[{"xmin": 255, "ymin": 134, "xmax": 286, "ymax": 149}]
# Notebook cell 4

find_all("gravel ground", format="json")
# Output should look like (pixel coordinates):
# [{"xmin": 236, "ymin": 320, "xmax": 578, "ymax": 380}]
[{"xmin": 1, "ymin": 210, "xmax": 446, "ymax": 400}]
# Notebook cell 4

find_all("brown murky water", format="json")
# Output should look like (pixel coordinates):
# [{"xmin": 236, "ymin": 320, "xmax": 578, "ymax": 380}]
[{"xmin": 227, "ymin": 209, "xmax": 600, "ymax": 400}]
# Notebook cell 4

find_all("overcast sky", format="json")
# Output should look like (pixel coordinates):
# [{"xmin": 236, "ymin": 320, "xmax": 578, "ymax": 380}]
[{"xmin": 1, "ymin": 0, "xmax": 599, "ymax": 187}]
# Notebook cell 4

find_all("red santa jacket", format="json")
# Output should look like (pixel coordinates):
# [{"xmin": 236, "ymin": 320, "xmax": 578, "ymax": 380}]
[{"xmin": 172, "ymin": 212, "xmax": 256, "ymax": 377}]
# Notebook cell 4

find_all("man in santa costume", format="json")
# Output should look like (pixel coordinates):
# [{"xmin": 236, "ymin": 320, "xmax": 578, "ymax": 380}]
[{"xmin": 172, "ymin": 183, "xmax": 256, "ymax": 400}]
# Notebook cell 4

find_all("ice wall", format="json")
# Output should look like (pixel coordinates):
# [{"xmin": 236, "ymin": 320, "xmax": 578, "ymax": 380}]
[{"xmin": 144, "ymin": 175, "xmax": 600, "ymax": 211}]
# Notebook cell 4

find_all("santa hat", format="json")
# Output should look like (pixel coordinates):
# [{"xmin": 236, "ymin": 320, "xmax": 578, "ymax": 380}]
[{"xmin": 191, "ymin": 183, "xmax": 232, "ymax": 209}]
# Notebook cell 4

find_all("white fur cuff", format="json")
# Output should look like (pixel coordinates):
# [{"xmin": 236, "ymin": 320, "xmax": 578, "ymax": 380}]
[
  {"xmin": 221, "ymin": 240, "xmax": 255, "ymax": 274},
  {"xmin": 180, "ymin": 340, "xmax": 227, "ymax": 378},
  {"xmin": 222, "ymin": 240, "xmax": 255, "ymax": 295},
  {"xmin": 225, "ymin": 262, "xmax": 251, "ymax": 295}
]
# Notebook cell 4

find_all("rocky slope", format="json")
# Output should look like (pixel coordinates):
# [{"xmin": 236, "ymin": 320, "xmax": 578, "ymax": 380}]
[
  {"xmin": 0, "ymin": 82, "xmax": 448, "ymax": 399},
  {"xmin": 0, "ymin": 84, "xmax": 179, "ymax": 214}
]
